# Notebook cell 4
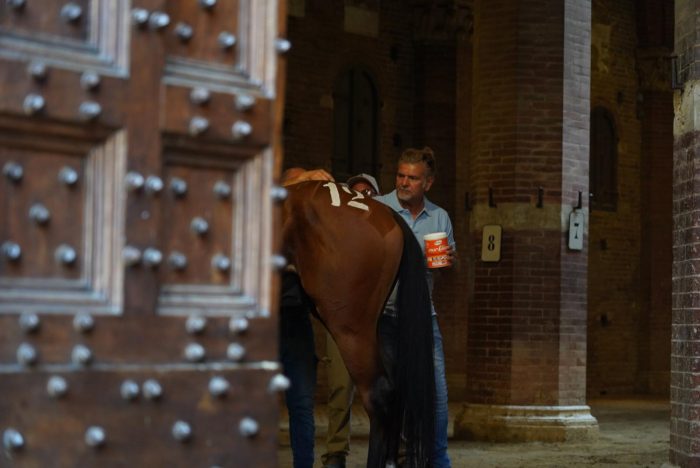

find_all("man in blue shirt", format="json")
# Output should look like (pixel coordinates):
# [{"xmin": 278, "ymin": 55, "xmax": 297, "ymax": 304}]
[{"xmin": 376, "ymin": 146, "xmax": 454, "ymax": 468}]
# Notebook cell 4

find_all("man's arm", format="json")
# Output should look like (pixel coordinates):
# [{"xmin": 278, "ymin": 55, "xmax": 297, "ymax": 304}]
[
  {"xmin": 443, "ymin": 212, "xmax": 458, "ymax": 268},
  {"xmin": 282, "ymin": 167, "xmax": 334, "ymax": 186}
]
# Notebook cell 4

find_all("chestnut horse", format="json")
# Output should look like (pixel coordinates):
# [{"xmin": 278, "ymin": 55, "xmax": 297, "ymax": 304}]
[{"xmin": 282, "ymin": 180, "xmax": 435, "ymax": 468}]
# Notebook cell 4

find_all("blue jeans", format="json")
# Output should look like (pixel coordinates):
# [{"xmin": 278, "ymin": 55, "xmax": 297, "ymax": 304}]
[
  {"xmin": 280, "ymin": 306, "xmax": 317, "ymax": 468},
  {"xmin": 432, "ymin": 316, "xmax": 451, "ymax": 468}
]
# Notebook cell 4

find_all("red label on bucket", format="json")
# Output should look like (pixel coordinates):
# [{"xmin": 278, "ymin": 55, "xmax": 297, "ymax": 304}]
[{"xmin": 424, "ymin": 232, "xmax": 449, "ymax": 268}]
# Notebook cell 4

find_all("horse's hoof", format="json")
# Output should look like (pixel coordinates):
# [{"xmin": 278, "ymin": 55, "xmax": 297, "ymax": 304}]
[{"xmin": 322, "ymin": 455, "xmax": 346, "ymax": 468}]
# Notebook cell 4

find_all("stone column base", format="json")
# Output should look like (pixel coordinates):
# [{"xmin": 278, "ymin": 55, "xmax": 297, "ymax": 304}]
[{"xmin": 454, "ymin": 403, "xmax": 599, "ymax": 442}]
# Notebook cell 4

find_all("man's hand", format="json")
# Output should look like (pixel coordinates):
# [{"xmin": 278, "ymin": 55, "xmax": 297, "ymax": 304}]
[
  {"xmin": 282, "ymin": 168, "xmax": 334, "ymax": 186},
  {"xmin": 444, "ymin": 244, "xmax": 458, "ymax": 268}
]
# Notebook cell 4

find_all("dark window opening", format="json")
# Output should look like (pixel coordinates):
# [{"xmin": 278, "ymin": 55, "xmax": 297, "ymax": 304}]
[{"xmin": 332, "ymin": 68, "xmax": 379, "ymax": 182}]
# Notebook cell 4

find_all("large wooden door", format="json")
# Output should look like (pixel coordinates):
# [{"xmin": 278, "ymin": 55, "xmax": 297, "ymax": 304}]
[{"xmin": 0, "ymin": 0, "xmax": 288, "ymax": 465}]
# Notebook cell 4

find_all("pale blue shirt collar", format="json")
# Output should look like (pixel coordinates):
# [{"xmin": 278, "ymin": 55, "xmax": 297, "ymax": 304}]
[{"xmin": 378, "ymin": 190, "xmax": 435, "ymax": 221}]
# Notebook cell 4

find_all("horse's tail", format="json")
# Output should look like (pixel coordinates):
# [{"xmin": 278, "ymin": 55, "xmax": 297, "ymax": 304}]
[{"xmin": 386, "ymin": 210, "xmax": 436, "ymax": 468}]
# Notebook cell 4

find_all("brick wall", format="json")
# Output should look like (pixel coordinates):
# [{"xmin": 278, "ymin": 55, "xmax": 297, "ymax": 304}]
[
  {"xmin": 585, "ymin": 0, "xmax": 672, "ymax": 399},
  {"xmin": 587, "ymin": 0, "xmax": 644, "ymax": 396},
  {"xmin": 670, "ymin": 129, "xmax": 700, "ymax": 467}
]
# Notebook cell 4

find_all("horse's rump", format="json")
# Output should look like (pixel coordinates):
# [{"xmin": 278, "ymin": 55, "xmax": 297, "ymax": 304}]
[{"xmin": 282, "ymin": 180, "xmax": 402, "ymax": 332}]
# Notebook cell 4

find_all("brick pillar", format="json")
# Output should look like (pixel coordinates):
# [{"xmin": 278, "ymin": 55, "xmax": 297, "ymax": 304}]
[
  {"xmin": 671, "ymin": 1, "xmax": 700, "ymax": 465},
  {"xmin": 454, "ymin": 0, "xmax": 598, "ymax": 441}
]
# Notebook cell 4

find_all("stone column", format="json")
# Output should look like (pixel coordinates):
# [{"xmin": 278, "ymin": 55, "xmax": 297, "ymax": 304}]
[
  {"xmin": 454, "ymin": 0, "xmax": 598, "ymax": 441},
  {"xmin": 671, "ymin": 1, "xmax": 700, "ymax": 465}
]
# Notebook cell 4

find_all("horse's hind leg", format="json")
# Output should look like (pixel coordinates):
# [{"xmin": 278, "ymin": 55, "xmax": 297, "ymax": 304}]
[
  {"xmin": 331, "ymin": 331, "xmax": 398, "ymax": 468},
  {"xmin": 331, "ymin": 333, "xmax": 381, "ymax": 413}
]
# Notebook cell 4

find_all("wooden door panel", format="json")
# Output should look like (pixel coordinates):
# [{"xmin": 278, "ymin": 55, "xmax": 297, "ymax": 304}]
[
  {"xmin": 1, "ymin": 149, "xmax": 85, "ymax": 280},
  {"xmin": 156, "ymin": 143, "xmax": 272, "ymax": 317},
  {"xmin": 163, "ymin": 1, "xmax": 278, "ymax": 94},
  {"xmin": 161, "ymin": 84, "xmax": 273, "ymax": 145},
  {"xmin": 163, "ymin": 0, "xmax": 240, "ymax": 66},
  {"xmin": 160, "ymin": 164, "xmax": 235, "ymax": 287},
  {"xmin": 0, "ymin": 59, "xmax": 127, "ymax": 127},
  {"xmin": 0, "ymin": 122, "xmax": 125, "ymax": 315},
  {"xmin": 0, "ymin": 0, "xmax": 286, "ymax": 464},
  {"xmin": 0, "ymin": 1, "xmax": 129, "ymax": 74},
  {"xmin": 0, "ymin": 0, "xmax": 91, "ymax": 43}
]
